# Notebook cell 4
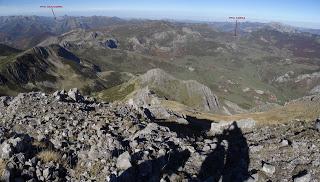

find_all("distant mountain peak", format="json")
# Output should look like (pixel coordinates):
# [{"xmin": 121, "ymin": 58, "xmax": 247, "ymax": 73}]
[{"xmin": 265, "ymin": 22, "xmax": 299, "ymax": 33}]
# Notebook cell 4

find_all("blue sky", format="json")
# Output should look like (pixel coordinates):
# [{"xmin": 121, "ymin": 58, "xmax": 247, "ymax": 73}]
[{"xmin": 0, "ymin": 0, "xmax": 319, "ymax": 28}]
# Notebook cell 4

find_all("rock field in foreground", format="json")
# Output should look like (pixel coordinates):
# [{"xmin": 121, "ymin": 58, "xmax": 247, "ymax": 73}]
[{"xmin": 0, "ymin": 90, "xmax": 320, "ymax": 182}]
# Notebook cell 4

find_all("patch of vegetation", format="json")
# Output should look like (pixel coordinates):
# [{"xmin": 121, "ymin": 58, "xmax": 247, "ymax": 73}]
[
  {"xmin": 74, "ymin": 161, "xmax": 106, "ymax": 181},
  {"xmin": 32, "ymin": 140, "xmax": 48, "ymax": 150},
  {"xmin": 0, "ymin": 159, "xmax": 7, "ymax": 179},
  {"xmin": 37, "ymin": 150, "xmax": 63, "ymax": 164},
  {"xmin": 148, "ymin": 80, "xmax": 206, "ymax": 110},
  {"xmin": 97, "ymin": 83, "xmax": 135, "ymax": 102},
  {"xmin": 0, "ymin": 54, "xmax": 18, "ymax": 68},
  {"xmin": 103, "ymin": 71, "xmax": 126, "ymax": 88},
  {"xmin": 0, "ymin": 82, "xmax": 27, "ymax": 96},
  {"xmin": 0, "ymin": 44, "xmax": 21, "ymax": 56}
]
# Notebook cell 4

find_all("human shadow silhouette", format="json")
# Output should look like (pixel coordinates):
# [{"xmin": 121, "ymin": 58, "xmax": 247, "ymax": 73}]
[
  {"xmin": 115, "ymin": 149, "xmax": 191, "ymax": 182},
  {"xmin": 198, "ymin": 130, "xmax": 226, "ymax": 181},
  {"xmin": 199, "ymin": 121, "xmax": 250, "ymax": 182},
  {"xmin": 156, "ymin": 116, "xmax": 212, "ymax": 139},
  {"xmin": 114, "ymin": 121, "xmax": 249, "ymax": 182}
]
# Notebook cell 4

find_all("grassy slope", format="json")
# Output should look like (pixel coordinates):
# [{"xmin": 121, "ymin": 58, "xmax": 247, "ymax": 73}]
[
  {"xmin": 95, "ymin": 83, "xmax": 135, "ymax": 102},
  {"xmin": 0, "ymin": 44, "xmax": 21, "ymax": 56},
  {"xmin": 89, "ymin": 43, "xmax": 318, "ymax": 108},
  {"xmin": 161, "ymin": 98, "xmax": 320, "ymax": 125}
]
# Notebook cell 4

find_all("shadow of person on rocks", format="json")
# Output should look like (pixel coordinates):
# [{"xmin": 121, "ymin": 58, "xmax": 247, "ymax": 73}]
[
  {"xmin": 115, "ymin": 149, "xmax": 191, "ymax": 182},
  {"xmin": 115, "ymin": 121, "xmax": 249, "ymax": 182},
  {"xmin": 198, "ymin": 131, "xmax": 226, "ymax": 181},
  {"xmin": 199, "ymin": 121, "xmax": 250, "ymax": 182},
  {"xmin": 156, "ymin": 116, "xmax": 212, "ymax": 139}
]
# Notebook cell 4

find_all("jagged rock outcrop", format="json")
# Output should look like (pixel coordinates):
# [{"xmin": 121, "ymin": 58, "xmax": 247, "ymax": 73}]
[
  {"xmin": 129, "ymin": 68, "xmax": 220, "ymax": 112},
  {"xmin": 127, "ymin": 87, "xmax": 185, "ymax": 122},
  {"xmin": 0, "ymin": 90, "xmax": 319, "ymax": 181},
  {"xmin": 39, "ymin": 29, "xmax": 120, "ymax": 50}
]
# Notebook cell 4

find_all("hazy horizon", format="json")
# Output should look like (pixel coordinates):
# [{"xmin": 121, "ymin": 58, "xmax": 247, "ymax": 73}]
[{"xmin": 0, "ymin": 0, "xmax": 319, "ymax": 29}]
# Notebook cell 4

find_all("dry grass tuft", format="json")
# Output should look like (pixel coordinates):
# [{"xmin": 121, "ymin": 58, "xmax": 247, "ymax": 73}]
[
  {"xmin": 90, "ymin": 161, "xmax": 104, "ymax": 177},
  {"xmin": 0, "ymin": 159, "xmax": 7, "ymax": 178},
  {"xmin": 37, "ymin": 150, "xmax": 62, "ymax": 164},
  {"xmin": 74, "ymin": 161, "xmax": 105, "ymax": 181},
  {"xmin": 32, "ymin": 140, "xmax": 47, "ymax": 149}
]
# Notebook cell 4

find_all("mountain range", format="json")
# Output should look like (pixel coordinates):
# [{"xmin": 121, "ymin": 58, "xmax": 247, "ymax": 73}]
[{"xmin": 1, "ymin": 15, "xmax": 320, "ymax": 115}]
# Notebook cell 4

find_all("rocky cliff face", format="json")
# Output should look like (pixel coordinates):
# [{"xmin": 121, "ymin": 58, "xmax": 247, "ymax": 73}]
[
  {"xmin": 131, "ymin": 68, "xmax": 220, "ymax": 112},
  {"xmin": 0, "ymin": 90, "xmax": 319, "ymax": 181}
]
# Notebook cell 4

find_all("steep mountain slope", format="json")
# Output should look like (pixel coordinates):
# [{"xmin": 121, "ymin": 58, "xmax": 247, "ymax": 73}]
[
  {"xmin": 97, "ymin": 68, "xmax": 220, "ymax": 112},
  {"xmin": 0, "ymin": 44, "xmax": 105, "ymax": 95}
]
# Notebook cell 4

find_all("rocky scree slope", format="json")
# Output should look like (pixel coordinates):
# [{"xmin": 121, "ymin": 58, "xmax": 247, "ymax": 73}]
[{"xmin": 0, "ymin": 89, "xmax": 319, "ymax": 181}]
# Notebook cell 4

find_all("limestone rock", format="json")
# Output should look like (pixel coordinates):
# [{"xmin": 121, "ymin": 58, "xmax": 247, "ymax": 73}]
[
  {"xmin": 67, "ymin": 88, "xmax": 83, "ymax": 102},
  {"xmin": 262, "ymin": 162, "xmax": 276, "ymax": 175},
  {"xmin": 116, "ymin": 151, "xmax": 132, "ymax": 171}
]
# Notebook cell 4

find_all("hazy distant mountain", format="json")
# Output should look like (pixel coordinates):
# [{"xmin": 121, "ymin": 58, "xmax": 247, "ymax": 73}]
[
  {"xmin": 1, "ymin": 16, "xmax": 320, "ymax": 49},
  {"xmin": 0, "ymin": 16, "xmax": 127, "ymax": 49},
  {"xmin": 298, "ymin": 27, "xmax": 320, "ymax": 35},
  {"xmin": 208, "ymin": 21, "xmax": 320, "ymax": 35},
  {"xmin": 208, "ymin": 21, "xmax": 265, "ymax": 34}
]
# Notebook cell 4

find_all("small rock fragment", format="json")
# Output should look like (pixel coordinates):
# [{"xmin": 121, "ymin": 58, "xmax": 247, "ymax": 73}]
[
  {"xmin": 116, "ymin": 151, "xmax": 132, "ymax": 170},
  {"xmin": 262, "ymin": 162, "xmax": 276, "ymax": 175}
]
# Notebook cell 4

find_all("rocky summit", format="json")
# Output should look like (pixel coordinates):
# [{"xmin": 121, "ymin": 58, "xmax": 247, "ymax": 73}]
[{"xmin": 0, "ymin": 89, "xmax": 320, "ymax": 182}]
